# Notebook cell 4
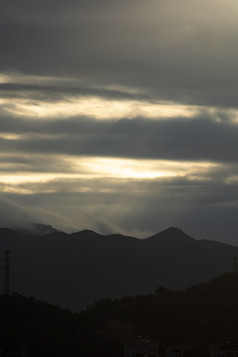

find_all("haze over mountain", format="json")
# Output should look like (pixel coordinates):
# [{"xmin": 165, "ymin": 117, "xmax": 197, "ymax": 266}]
[
  {"xmin": 12, "ymin": 222, "xmax": 60, "ymax": 235},
  {"xmin": 0, "ymin": 226, "xmax": 237, "ymax": 311}
]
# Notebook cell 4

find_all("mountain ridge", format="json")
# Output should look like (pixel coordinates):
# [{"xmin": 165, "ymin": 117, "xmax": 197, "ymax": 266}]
[{"xmin": 0, "ymin": 226, "xmax": 237, "ymax": 311}]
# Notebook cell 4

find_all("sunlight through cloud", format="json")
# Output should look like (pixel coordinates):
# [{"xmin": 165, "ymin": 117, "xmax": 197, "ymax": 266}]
[
  {"xmin": 3, "ymin": 97, "xmax": 198, "ymax": 120},
  {"xmin": 0, "ymin": 156, "xmax": 220, "ymax": 196}
]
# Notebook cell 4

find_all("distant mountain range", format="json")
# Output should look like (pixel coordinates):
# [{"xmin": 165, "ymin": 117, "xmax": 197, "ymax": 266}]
[{"xmin": 0, "ymin": 226, "xmax": 237, "ymax": 311}]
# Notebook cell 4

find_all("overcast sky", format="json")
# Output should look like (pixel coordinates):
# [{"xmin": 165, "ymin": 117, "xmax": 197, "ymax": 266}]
[{"xmin": 0, "ymin": 0, "xmax": 238, "ymax": 243}]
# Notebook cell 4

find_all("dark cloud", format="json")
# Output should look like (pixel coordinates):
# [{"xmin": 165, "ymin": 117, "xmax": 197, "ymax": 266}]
[
  {"xmin": 0, "ymin": 115, "xmax": 237, "ymax": 163},
  {"xmin": 1, "ymin": 0, "xmax": 238, "ymax": 105},
  {"xmin": 2, "ymin": 82, "xmax": 238, "ymax": 109}
]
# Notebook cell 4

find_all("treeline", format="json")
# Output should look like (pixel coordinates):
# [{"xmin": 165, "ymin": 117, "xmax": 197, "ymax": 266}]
[{"xmin": 1, "ymin": 273, "xmax": 238, "ymax": 356}]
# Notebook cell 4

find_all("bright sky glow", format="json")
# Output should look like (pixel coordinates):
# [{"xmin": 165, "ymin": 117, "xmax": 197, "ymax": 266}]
[
  {"xmin": 0, "ymin": 134, "xmax": 24, "ymax": 140},
  {"xmin": 73, "ymin": 157, "xmax": 219, "ymax": 179},
  {"xmin": 0, "ymin": 72, "xmax": 71, "ymax": 85},
  {"xmin": 1, "ymin": 72, "xmax": 238, "ymax": 123},
  {"xmin": 0, "ymin": 157, "xmax": 220, "ymax": 195},
  {"xmin": 2, "ymin": 96, "xmax": 198, "ymax": 120}
]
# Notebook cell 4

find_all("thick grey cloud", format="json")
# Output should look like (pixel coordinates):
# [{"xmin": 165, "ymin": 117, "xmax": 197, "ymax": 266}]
[
  {"xmin": 0, "ymin": 114, "xmax": 237, "ymax": 163},
  {"xmin": 1, "ymin": 0, "xmax": 238, "ymax": 104},
  {"xmin": 2, "ymin": 80, "xmax": 238, "ymax": 108}
]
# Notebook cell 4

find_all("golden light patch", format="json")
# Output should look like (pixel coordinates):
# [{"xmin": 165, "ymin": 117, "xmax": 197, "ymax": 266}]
[
  {"xmin": 1, "ymin": 71, "xmax": 232, "ymax": 122},
  {"xmin": 0, "ymin": 133, "xmax": 24, "ymax": 140},
  {"xmin": 0, "ymin": 72, "xmax": 67, "ymax": 85},
  {"xmin": 69, "ymin": 157, "xmax": 219, "ymax": 180},
  {"xmin": 4, "ymin": 96, "xmax": 198, "ymax": 120},
  {"xmin": 0, "ymin": 74, "xmax": 11, "ymax": 84},
  {"xmin": 0, "ymin": 174, "xmax": 59, "ymax": 184},
  {"xmin": 0, "ymin": 156, "xmax": 220, "ymax": 195}
]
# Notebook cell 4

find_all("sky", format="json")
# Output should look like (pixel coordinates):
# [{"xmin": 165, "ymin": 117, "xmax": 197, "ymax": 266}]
[{"xmin": 0, "ymin": 0, "xmax": 238, "ymax": 243}]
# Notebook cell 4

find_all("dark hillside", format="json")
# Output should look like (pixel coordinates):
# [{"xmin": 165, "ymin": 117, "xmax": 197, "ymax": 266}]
[
  {"xmin": 0, "ymin": 294, "xmax": 83, "ymax": 357},
  {"xmin": 2, "ymin": 273, "xmax": 238, "ymax": 356},
  {"xmin": 85, "ymin": 273, "xmax": 238, "ymax": 347},
  {"xmin": 0, "ymin": 227, "xmax": 238, "ymax": 311}
]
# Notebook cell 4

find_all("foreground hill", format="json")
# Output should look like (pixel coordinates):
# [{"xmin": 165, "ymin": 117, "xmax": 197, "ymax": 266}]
[
  {"xmin": 2, "ymin": 273, "xmax": 238, "ymax": 356},
  {"xmin": 0, "ymin": 294, "xmax": 83, "ymax": 357},
  {"xmin": 88, "ymin": 273, "xmax": 238, "ymax": 345},
  {"xmin": 0, "ymin": 227, "xmax": 237, "ymax": 310}
]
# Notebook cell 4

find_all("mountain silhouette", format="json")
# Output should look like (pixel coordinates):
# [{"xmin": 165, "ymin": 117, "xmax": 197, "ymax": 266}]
[{"xmin": 0, "ymin": 227, "xmax": 237, "ymax": 311}]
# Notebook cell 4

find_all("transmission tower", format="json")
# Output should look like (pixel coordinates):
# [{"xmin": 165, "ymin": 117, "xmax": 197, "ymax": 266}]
[{"xmin": 3, "ymin": 250, "xmax": 10, "ymax": 295}]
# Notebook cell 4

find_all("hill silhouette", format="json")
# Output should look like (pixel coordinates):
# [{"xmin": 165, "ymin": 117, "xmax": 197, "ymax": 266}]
[
  {"xmin": 0, "ymin": 293, "xmax": 83, "ymax": 357},
  {"xmin": 0, "ymin": 226, "xmax": 237, "ymax": 310},
  {"xmin": 92, "ymin": 272, "xmax": 238, "ymax": 346},
  {"xmin": 2, "ymin": 273, "xmax": 238, "ymax": 356}
]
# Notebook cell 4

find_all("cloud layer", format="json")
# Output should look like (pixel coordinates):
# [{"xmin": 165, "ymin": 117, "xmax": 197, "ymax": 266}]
[{"xmin": 0, "ymin": 1, "xmax": 238, "ymax": 243}]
